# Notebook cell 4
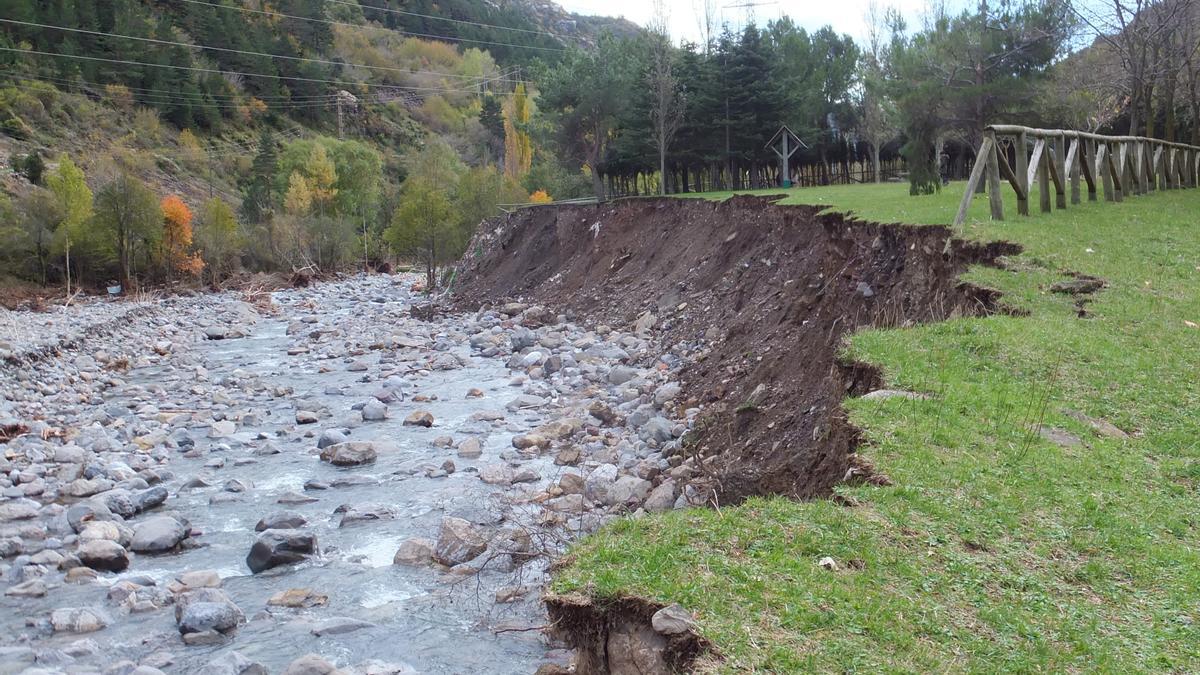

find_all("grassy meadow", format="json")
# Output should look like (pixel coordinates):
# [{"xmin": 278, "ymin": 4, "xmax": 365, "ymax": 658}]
[{"xmin": 552, "ymin": 181, "xmax": 1200, "ymax": 671}]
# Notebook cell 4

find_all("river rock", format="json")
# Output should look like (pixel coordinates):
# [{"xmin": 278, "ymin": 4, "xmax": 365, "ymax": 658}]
[
  {"xmin": 393, "ymin": 538, "xmax": 434, "ymax": 566},
  {"xmin": 50, "ymin": 607, "xmax": 110, "ymax": 634},
  {"xmin": 643, "ymin": 480, "xmax": 677, "ymax": 513},
  {"xmin": 281, "ymin": 654, "xmax": 339, "ymax": 675},
  {"xmin": 403, "ymin": 411, "xmax": 434, "ymax": 427},
  {"xmin": 195, "ymin": 651, "xmax": 266, "ymax": 675},
  {"xmin": 456, "ymin": 437, "xmax": 483, "ymax": 458},
  {"xmin": 433, "ymin": 517, "xmax": 487, "ymax": 566},
  {"xmin": 176, "ymin": 588, "xmax": 244, "ymax": 635},
  {"xmin": 130, "ymin": 516, "xmax": 187, "ymax": 553},
  {"xmin": 312, "ymin": 617, "xmax": 376, "ymax": 636},
  {"xmin": 608, "ymin": 476, "xmax": 652, "ymax": 506},
  {"xmin": 246, "ymin": 529, "xmax": 317, "ymax": 574},
  {"xmin": 267, "ymin": 588, "xmax": 328, "ymax": 608},
  {"xmin": 255, "ymin": 512, "xmax": 308, "ymax": 532},
  {"xmin": 583, "ymin": 464, "xmax": 619, "ymax": 504},
  {"xmin": 77, "ymin": 539, "xmax": 129, "ymax": 572},
  {"xmin": 320, "ymin": 442, "xmax": 378, "ymax": 466},
  {"xmin": 361, "ymin": 401, "xmax": 388, "ymax": 421}
]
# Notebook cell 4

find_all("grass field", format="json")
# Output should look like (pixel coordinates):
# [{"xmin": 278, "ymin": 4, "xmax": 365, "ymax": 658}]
[{"xmin": 552, "ymin": 182, "xmax": 1200, "ymax": 671}]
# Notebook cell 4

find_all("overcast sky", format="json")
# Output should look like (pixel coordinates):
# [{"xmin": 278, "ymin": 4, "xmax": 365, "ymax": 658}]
[{"xmin": 555, "ymin": 0, "xmax": 966, "ymax": 45}]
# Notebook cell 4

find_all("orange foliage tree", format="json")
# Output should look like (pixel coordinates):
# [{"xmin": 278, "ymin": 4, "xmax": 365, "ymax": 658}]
[{"xmin": 160, "ymin": 195, "xmax": 205, "ymax": 279}]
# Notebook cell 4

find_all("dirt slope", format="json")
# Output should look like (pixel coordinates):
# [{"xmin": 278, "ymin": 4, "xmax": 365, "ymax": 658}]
[{"xmin": 455, "ymin": 195, "xmax": 1018, "ymax": 502}]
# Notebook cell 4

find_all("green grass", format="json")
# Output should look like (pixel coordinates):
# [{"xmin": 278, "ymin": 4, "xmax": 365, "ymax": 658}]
[{"xmin": 553, "ymin": 182, "xmax": 1200, "ymax": 672}]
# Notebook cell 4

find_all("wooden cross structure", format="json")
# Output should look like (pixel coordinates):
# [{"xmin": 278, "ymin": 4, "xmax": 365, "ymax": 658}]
[
  {"xmin": 954, "ymin": 124, "xmax": 1200, "ymax": 226},
  {"xmin": 765, "ymin": 125, "xmax": 808, "ymax": 188}
]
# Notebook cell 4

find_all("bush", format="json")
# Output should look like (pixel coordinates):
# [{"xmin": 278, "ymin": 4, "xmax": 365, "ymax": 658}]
[{"xmin": 10, "ymin": 152, "xmax": 45, "ymax": 185}]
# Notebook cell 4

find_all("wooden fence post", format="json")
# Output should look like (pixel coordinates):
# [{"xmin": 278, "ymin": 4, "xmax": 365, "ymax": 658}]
[
  {"xmin": 1052, "ymin": 135, "xmax": 1066, "ymax": 208},
  {"xmin": 985, "ymin": 130, "xmax": 1004, "ymax": 221},
  {"xmin": 1067, "ymin": 136, "xmax": 1081, "ymax": 204},
  {"xmin": 1097, "ymin": 143, "xmax": 1113, "ymax": 202},
  {"xmin": 953, "ymin": 136, "xmax": 994, "ymax": 227},
  {"xmin": 1015, "ymin": 132, "xmax": 1029, "ymax": 215},
  {"xmin": 1080, "ymin": 138, "xmax": 1097, "ymax": 201}
]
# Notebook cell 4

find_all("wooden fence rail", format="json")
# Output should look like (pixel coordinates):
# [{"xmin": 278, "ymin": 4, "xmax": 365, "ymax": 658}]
[{"xmin": 953, "ymin": 124, "xmax": 1200, "ymax": 226}]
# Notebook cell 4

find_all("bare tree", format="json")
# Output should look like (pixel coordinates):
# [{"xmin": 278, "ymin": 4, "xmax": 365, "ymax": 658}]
[
  {"xmin": 647, "ymin": 4, "xmax": 687, "ymax": 195},
  {"xmin": 1072, "ymin": 0, "xmax": 1193, "ymax": 136},
  {"xmin": 859, "ymin": 2, "xmax": 899, "ymax": 182},
  {"xmin": 693, "ymin": 0, "xmax": 718, "ymax": 52}
]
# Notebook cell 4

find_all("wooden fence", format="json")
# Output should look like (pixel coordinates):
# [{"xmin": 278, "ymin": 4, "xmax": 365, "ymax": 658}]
[{"xmin": 954, "ymin": 124, "xmax": 1200, "ymax": 226}]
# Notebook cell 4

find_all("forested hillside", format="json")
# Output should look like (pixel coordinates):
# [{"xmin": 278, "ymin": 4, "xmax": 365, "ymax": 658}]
[{"xmin": 0, "ymin": 0, "xmax": 630, "ymax": 294}]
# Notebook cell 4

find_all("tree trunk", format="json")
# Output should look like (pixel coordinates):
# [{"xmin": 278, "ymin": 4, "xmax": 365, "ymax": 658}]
[{"xmin": 872, "ymin": 144, "xmax": 882, "ymax": 183}]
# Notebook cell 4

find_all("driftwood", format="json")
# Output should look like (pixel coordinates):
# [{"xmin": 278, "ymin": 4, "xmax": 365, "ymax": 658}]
[{"xmin": 954, "ymin": 125, "xmax": 1200, "ymax": 226}]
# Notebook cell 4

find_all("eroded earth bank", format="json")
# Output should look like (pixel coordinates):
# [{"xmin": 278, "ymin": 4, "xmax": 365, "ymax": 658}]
[{"xmin": 0, "ymin": 196, "xmax": 1017, "ymax": 675}]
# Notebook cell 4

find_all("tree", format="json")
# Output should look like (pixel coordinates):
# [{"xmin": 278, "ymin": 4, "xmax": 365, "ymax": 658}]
[
  {"xmin": 858, "ymin": 3, "xmax": 899, "ymax": 183},
  {"xmin": 479, "ymin": 94, "xmax": 505, "ymax": 162},
  {"xmin": 646, "ymin": 36, "xmax": 687, "ymax": 194},
  {"xmin": 16, "ymin": 189, "xmax": 61, "ymax": 285},
  {"xmin": 386, "ymin": 181, "xmax": 459, "ymax": 292},
  {"xmin": 503, "ymin": 82, "xmax": 533, "ymax": 180},
  {"xmin": 45, "ymin": 154, "xmax": 93, "ymax": 294},
  {"xmin": 94, "ymin": 172, "xmax": 161, "ymax": 286},
  {"xmin": 539, "ymin": 38, "xmax": 636, "ymax": 200},
  {"xmin": 195, "ymin": 198, "xmax": 239, "ymax": 284},
  {"xmin": 283, "ymin": 171, "xmax": 314, "ymax": 215},
  {"xmin": 241, "ymin": 130, "xmax": 278, "ymax": 223},
  {"xmin": 1075, "ymin": 0, "xmax": 1192, "ymax": 136},
  {"xmin": 160, "ymin": 195, "xmax": 204, "ymax": 279}
]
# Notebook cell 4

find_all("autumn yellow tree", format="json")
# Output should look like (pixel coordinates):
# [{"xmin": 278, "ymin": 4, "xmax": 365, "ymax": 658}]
[
  {"xmin": 503, "ymin": 82, "xmax": 533, "ymax": 179},
  {"xmin": 306, "ymin": 144, "xmax": 338, "ymax": 214},
  {"xmin": 160, "ymin": 195, "xmax": 204, "ymax": 279}
]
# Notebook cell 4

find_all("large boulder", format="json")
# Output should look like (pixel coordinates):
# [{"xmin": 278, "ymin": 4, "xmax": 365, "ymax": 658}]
[
  {"xmin": 50, "ymin": 607, "xmax": 110, "ymax": 634},
  {"xmin": 393, "ymin": 538, "xmax": 434, "ymax": 566},
  {"xmin": 246, "ymin": 529, "xmax": 317, "ymax": 574},
  {"xmin": 255, "ymin": 511, "xmax": 308, "ymax": 532},
  {"xmin": 432, "ymin": 517, "xmax": 487, "ymax": 566},
  {"xmin": 130, "ymin": 516, "xmax": 188, "ymax": 553},
  {"xmin": 584, "ymin": 464, "xmax": 619, "ymax": 505},
  {"xmin": 319, "ymin": 442, "xmax": 378, "ymax": 467},
  {"xmin": 176, "ymin": 588, "xmax": 244, "ymax": 635},
  {"xmin": 77, "ymin": 539, "xmax": 129, "ymax": 572}
]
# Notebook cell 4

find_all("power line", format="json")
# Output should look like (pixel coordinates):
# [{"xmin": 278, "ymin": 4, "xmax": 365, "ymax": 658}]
[
  {"xmin": 174, "ymin": 0, "xmax": 566, "ymax": 53},
  {"xmin": 1, "ymin": 72, "xmax": 341, "ymax": 102},
  {"xmin": 325, "ymin": 0, "xmax": 576, "ymax": 40},
  {"xmin": 0, "ymin": 18, "xmax": 522, "ymax": 84},
  {"xmin": 0, "ymin": 47, "xmax": 516, "ymax": 94}
]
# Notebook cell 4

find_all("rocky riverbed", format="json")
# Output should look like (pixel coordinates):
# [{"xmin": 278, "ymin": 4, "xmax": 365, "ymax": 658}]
[{"xmin": 0, "ymin": 274, "xmax": 706, "ymax": 674}]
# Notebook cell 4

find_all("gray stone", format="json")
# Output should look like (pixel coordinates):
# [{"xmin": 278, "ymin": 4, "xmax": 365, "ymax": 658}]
[
  {"xmin": 392, "ymin": 538, "xmax": 434, "ymax": 566},
  {"xmin": 608, "ymin": 476, "xmax": 652, "ymax": 506},
  {"xmin": 433, "ymin": 517, "xmax": 487, "ymax": 566},
  {"xmin": 584, "ymin": 464, "xmax": 619, "ymax": 504},
  {"xmin": 130, "ymin": 516, "xmax": 187, "ymax": 553},
  {"xmin": 50, "ymin": 607, "xmax": 110, "ymax": 634},
  {"xmin": 255, "ymin": 512, "xmax": 307, "ymax": 532},
  {"xmin": 608, "ymin": 366, "xmax": 638, "ymax": 385},
  {"xmin": 311, "ymin": 617, "xmax": 376, "ymax": 636},
  {"xmin": 651, "ymin": 603, "xmax": 695, "ymax": 635},
  {"xmin": 319, "ymin": 442, "xmax": 378, "ymax": 466},
  {"xmin": 456, "ymin": 437, "xmax": 483, "ymax": 458},
  {"xmin": 195, "ymin": 651, "xmax": 266, "ymax": 675},
  {"xmin": 176, "ymin": 588, "xmax": 244, "ymax": 635},
  {"xmin": 281, "ymin": 654, "xmax": 339, "ymax": 675},
  {"xmin": 361, "ymin": 401, "xmax": 388, "ymax": 422},
  {"xmin": 246, "ymin": 529, "xmax": 317, "ymax": 574},
  {"xmin": 77, "ymin": 540, "xmax": 129, "ymax": 572},
  {"xmin": 643, "ymin": 480, "xmax": 677, "ymax": 513}
]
